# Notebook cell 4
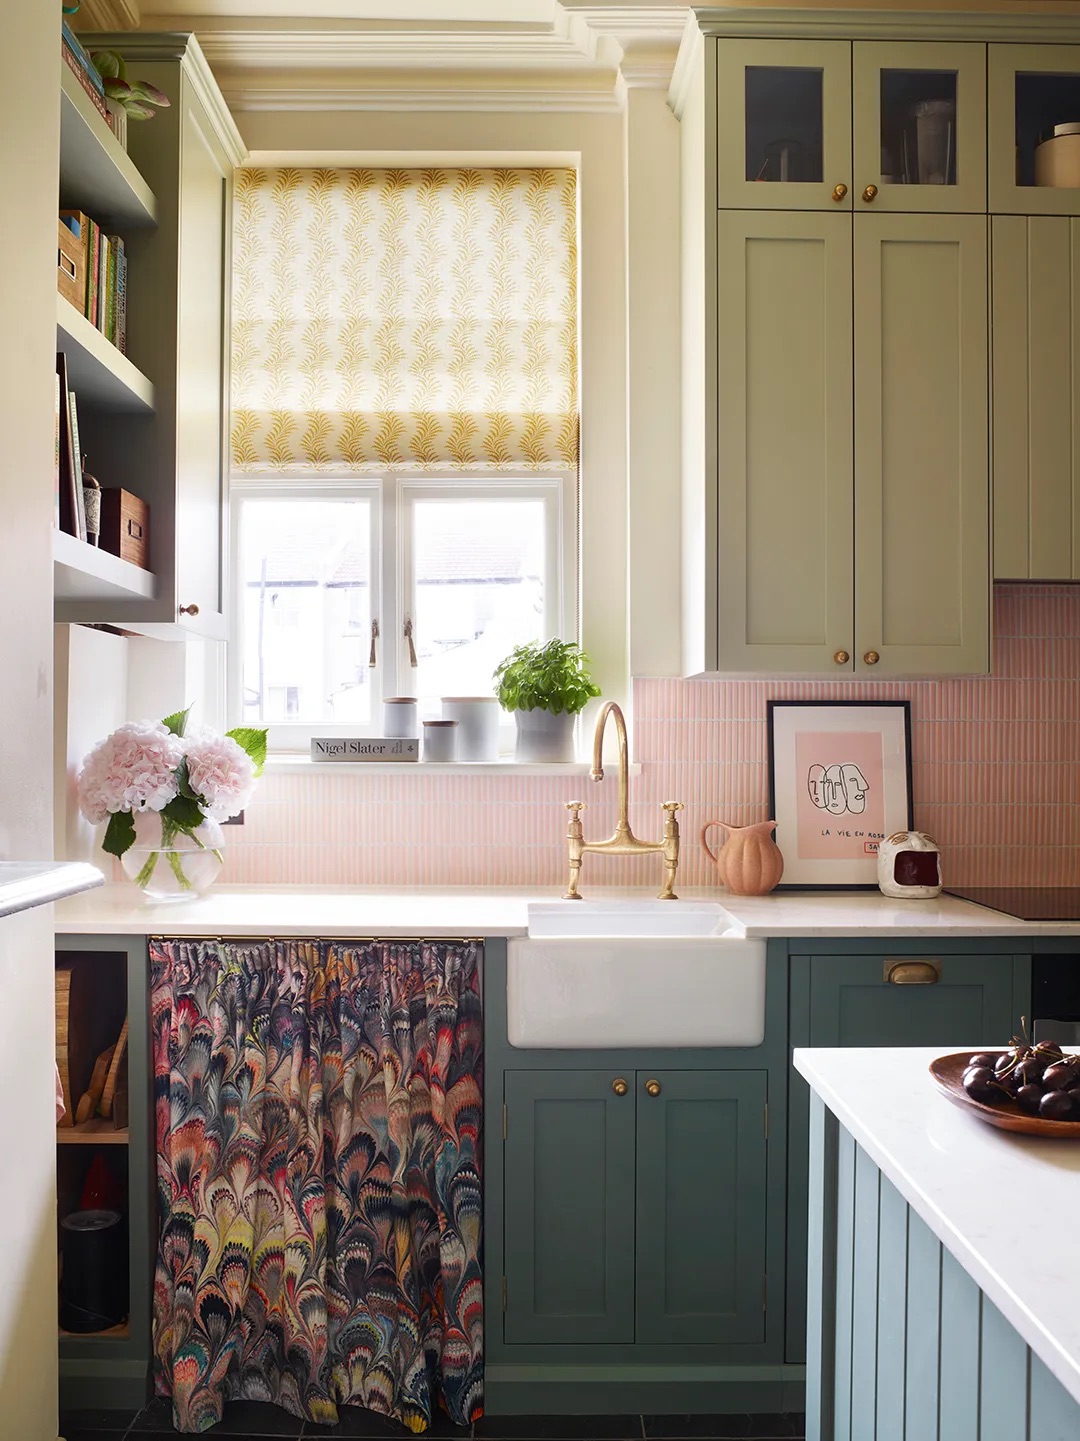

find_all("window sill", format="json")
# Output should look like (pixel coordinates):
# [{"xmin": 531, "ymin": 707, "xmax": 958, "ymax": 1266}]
[{"xmin": 264, "ymin": 757, "xmax": 642, "ymax": 777}]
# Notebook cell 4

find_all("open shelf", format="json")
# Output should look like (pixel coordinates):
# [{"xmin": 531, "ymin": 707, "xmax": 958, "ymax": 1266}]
[
  {"xmin": 54, "ymin": 529, "xmax": 155, "ymax": 604},
  {"xmin": 57, "ymin": 1120, "xmax": 129, "ymax": 1146},
  {"xmin": 59, "ymin": 61, "xmax": 157, "ymax": 231},
  {"xmin": 57, "ymin": 295, "xmax": 154, "ymax": 414}
]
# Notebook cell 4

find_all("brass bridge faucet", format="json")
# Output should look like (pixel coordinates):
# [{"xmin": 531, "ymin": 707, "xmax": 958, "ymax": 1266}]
[{"xmin": 564, "ymin": 700, "xmax": 683, "ymax": 900}]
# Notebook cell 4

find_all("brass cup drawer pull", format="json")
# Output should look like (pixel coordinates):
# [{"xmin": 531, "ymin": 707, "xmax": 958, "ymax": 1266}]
[
  {"xmin": 884, "ymin": 959, "xmax": 941, "ymax": 986},
  {"xmin": 645, "ymin": 1078, "xmax": 661, "ymax": 1097},
  {"xmin": 612, "ymin": 1078, "xmax": 628, "ymax": 1097}
]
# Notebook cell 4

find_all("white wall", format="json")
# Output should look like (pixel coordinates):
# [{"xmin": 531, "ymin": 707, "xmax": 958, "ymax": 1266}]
[{"xmin": 1, "ymin": 0, "xmax": 63, "ymax": 1432}]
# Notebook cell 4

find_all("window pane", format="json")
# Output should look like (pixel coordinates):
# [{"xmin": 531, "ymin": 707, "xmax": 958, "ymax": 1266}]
[
  {"xmin": 410, "ymin": 498, "xmax": 547, "ymax": 709},
  {"xmin": 239, "ymin": 498, "xmax": 373, "ymax": 725},
  {"xmin": 745, "ymin": 67, "xmax": 824, "ymax": 183},
  {"xmin": 880, "ymin": 70, "xmax": 956, "ymax": 185}
]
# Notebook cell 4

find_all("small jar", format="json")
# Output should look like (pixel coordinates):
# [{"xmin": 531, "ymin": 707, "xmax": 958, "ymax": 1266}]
[
  {"xmin": 383, "ymin": 697, "xmax": 418, "ymax": 739},
  {"xmin": 422, "ymin": 719, "xmax": 458, "ymax": 762},
  {"xmin": 441, "ymin": 696, "xmax": 500, "ymax": 761}
]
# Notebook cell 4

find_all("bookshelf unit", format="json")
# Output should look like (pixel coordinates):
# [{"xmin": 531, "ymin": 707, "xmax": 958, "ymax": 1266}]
[
  {"xmin": 56, "ymin": 295, "xmax": 154, "ymax": 413},
  {"xmin": 56, "ymin": 34, "xmax": 245, "ymax": 640},
  {"xmin": 58, "ymin": 60, "xmax": 156, "ymax": 231},
  {"xmin": 54, "ymin": 529, "xmax": 154, "ymax": 603}
]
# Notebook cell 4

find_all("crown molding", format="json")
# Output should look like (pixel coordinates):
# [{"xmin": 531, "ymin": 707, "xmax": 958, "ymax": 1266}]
[
  {"xmin": 686, "ymin": 5, "xmax": 1080, "ymax": 42},
  {"xmin": 219, "ymin": 70, "xmax": 621, "ymax": 110},
  {"xmin": 71, "ymin": 0, "xmax": 141, "ymax": 30}
]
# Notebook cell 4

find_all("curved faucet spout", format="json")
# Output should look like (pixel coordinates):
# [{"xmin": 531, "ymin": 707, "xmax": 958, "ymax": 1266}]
[{"xmin": 591, "ymin": 700, "xmax": 630, "ymax": 834}]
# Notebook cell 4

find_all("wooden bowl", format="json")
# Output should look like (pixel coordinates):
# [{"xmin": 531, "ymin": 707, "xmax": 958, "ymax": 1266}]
[{"xmin": 929, "ymin": 1051, "xmax": 1080, "ymax": 1137}]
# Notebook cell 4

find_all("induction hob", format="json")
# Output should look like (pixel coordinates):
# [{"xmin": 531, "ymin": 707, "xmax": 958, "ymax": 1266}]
[{"xmin": 945, "ymin": 887, "xmax": 1080, "ymax": 922}]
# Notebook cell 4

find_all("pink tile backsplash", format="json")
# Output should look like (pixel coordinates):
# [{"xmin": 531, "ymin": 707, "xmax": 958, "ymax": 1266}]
[{"xmin": 225, "ymin": 584, "xmax": 1080, "ymax": 890}]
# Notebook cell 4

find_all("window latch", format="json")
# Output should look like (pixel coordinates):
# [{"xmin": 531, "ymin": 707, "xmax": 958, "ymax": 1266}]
[
  {"xmin": 369, "ymin": 618, "xmax": 379, "ymax": 668},
  {"xmin": 404, "ymin": 615, "xmax": 418, "ymax": 668}
]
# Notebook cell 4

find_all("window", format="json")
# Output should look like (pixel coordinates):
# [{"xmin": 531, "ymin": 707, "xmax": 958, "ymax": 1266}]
[{"xmin": 229, "ymin": 166, "xmax": 579, "ymax": 752}]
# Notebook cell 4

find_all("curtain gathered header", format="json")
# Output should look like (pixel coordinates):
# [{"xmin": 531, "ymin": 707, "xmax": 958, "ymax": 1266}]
[{"xmin": 231, "ymin": 166, "xmax": 578, "ymax": 474}]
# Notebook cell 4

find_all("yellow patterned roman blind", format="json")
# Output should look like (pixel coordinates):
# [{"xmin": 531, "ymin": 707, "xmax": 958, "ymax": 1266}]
[{"xmin": 231, "ymin": 167, "xmax": 578, "ymax": 473}]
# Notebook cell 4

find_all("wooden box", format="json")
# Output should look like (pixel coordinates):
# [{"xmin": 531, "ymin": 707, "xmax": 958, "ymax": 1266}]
[
  {"xmin": 57, "ymin": 214, "xmax": 87, "ymax": 312},
  {"xmin": 100, "ymin": 489, "xmax": 150, "ymax": 570}
]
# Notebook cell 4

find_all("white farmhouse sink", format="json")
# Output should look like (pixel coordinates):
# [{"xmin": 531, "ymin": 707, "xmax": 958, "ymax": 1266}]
[{"xmin": 507, "ymin": 900, "xmax": 766, "ymax": 1049}]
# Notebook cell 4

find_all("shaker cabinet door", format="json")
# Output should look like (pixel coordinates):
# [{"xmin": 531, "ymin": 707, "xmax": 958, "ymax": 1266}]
[
  {"xmin": 716, "ymin": 38, "xmax": 852, "ymax": 211},
  {"xmin": 853, "ymin": 213, "xmax": 989, "ymax": 675},
  {"xmin": 635, "ymin": 1069, "xmax": 768, "ymax": 1347},
  {"xmin": 989, "ymin": 44, "xmax": 1080, "ymax": 215},
  {"xmin": 715, "ymin": 210, "xmax": 854, "ymax": 673},
  {"xmin": 503, "ymin": 1070, "xmax": 636, "ymax": 1345},
  {"xmin": 992, "ymin": 215, "xmax": 1080, "ymax": 580}
]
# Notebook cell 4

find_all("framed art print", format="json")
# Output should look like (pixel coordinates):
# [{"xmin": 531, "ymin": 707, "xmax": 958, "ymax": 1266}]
[{"xmin": 767, "ymin": 700, "xmax": 913, "ymax": 889}]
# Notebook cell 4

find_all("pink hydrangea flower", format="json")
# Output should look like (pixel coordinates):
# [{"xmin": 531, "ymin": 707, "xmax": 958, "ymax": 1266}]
[
  {"xmin": 77, "ymin": 721, "xmax": 184, "ymax": 822},
  {"xmin": 184, "ymin": 728, "xmax": 257, "ymax": 822}
]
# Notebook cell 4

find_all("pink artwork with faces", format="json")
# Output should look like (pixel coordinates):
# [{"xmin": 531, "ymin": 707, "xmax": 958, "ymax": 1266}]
[{"xmin": 795, "ymin": 729, "xmax": 887, "ymax": 861}]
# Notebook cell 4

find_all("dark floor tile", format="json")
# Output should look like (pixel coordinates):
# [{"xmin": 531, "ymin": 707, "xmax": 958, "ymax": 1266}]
[
  {"xmin": 60, "ymin": 1410, "xmax": 137, "ymax": 1433},
  {"xmin": 302, "ymin": 1405, "xmax": 471, "ymax": 1437},
  {"xmin": 131, "ymin": 1396, "xmax": 302, "ymax": 1435},
  {"xmin": 474, "ymin": 1418, "xmax": 641, "ymax": 1440}
]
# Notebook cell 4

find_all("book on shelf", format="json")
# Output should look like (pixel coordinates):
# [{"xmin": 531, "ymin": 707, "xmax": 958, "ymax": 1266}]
[
  {"xmin": 68, "ymin": 391, "xmax": 87, "ymax": 542},
  {"xmin": 61, "ymin": 22, "xmax": 105, "ymax": 96},
  {"xmin": 54, "ymin": 373, "xmax": 62, "ymax": 529},
  {"xmin": 56, "ymin": 354, "xmax": 80, "ymax": 539},
  {"xmin": 61, "ymin": 42, "xmax": 109, "ymax": 125},
  {"xmin": 115, "ymin": 241, "xmax": 127, "ymax": 354},
  {"xmin": 310, "ymin": 738, "xmax": 420, "ymax": 762}
]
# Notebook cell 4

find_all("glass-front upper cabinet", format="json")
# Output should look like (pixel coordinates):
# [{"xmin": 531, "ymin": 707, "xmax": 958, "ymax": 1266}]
[
  {"xmin": 852, "ymin": 42, "xmax": 986, "ymax": 212},
  {"xmin": 716, "ymin": 39, "xmax": 852, "ymax": 210},
  {"xmin": 989, "ymin": 45, "xmax": 1080, "ymax": 214}
]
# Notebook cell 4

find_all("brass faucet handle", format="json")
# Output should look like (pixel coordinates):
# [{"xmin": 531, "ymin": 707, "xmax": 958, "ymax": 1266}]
[
  {"xmin": 662, "ymin": 801, "xmax": 685, "ymax": 814},
  {"xmin": 565, "ymin": 800, "xmax": 588, "ymax": 814}
]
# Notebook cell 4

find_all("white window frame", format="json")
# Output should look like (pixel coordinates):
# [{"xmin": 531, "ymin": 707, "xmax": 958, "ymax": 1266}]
[{"xmin": 229, "ymin": 470, "xmax": 577, "ymax": 754}]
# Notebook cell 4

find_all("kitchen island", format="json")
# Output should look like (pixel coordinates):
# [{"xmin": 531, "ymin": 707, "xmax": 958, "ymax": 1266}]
[{"xmin": 796, "ymin": 1046, "xmax": 1080, "ymax": 1441}]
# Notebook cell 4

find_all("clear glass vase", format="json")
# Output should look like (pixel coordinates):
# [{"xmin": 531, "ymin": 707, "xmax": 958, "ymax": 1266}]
[{"xmin": 117, "ymin": 811, "xmax": 225, "ymax": 901}]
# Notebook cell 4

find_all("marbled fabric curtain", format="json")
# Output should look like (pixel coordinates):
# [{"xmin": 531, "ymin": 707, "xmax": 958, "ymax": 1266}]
[
  {"xmin": 231, "ymin": 166, "xmax": 578, "ymax": 472},
  {"xmin": 149, "ymin": 937, "xmax": 483, "ymax": 1434}
]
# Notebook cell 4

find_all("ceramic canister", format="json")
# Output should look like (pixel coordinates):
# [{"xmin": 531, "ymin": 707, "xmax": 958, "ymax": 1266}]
[
  {"xmin": 441, "ymin": 697, "xmax": 500, "ymax": 761},
  {"xmin": 422, "ymin": 719, "xmax": 458, "ymax": 762},
  {"xmin": 383, "ymin": 697, "xmax": 418, "ymax": 739}
]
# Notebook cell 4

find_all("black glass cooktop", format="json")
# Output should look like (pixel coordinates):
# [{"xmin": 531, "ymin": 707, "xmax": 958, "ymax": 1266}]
[{"xmin": 945, "ymin": 887, "xmax": 1080, "ymax": 921}]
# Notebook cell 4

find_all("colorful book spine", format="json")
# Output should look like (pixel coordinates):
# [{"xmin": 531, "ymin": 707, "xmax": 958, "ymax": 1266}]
[
  {"xmin": 85, "ymin": 220, "xmax": 100, "ymax": 328},
  {"xmin": 68, "ymin": 391, "xmax": 87, "ymax": 542},
  {"xmin": 97, "ymin": 233, "xmax": 110, "ymax": 338},
  {"xmin": 115, "ymin": 241, "xmax": 127, "ymax": 354},
  {"xmin": 61, "ymin": 22, "xmax": 105, "ymax": 95},
  {"xmin": 105, "ymin": 238, "xmax": 117, "ymax": 344},
  {"xmin": 61, "ymin": 44, "xmax": 110, "ymax": 124}
]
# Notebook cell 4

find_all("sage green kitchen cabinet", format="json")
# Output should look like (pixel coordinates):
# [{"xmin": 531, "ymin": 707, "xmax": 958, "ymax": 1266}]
[
  {"xmin": 992, "ymin": 215, "xmax": 1080, "ymax": 579},
  {"xmin": 853, "ymin": 213, "xmax": 989, "ymax": 675},
  {"xmin": 852, "ymin": 41, "xmax": 986, "ymax": 214},
  {"xmin": 989, "ymin": 44, "xmax": 1080, "ymax": 215},
  {"xmin": 714, "ymin": 210, "xmax": 854, "ymax": 672},
  {"xmin": 785, "ymin": 949, "xmax": 1031, "ymax": 1364},
  {"xmin": 503, "ymin": 1069, "xmax": 636, "ymax": 1345},
  {"xmin": 503, "ymin": 1068, "xmax": 769, "ymax": 1350},
  {"xmin": 715, "ymin": 38, "xmax": 853, "ymax": 210}
]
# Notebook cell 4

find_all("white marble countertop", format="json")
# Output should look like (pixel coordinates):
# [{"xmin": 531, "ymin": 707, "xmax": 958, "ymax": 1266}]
[
  {"xmin": 0, "ymin": 861, "xmax": 103, "ymax": 920},
  {"xmin": 53, "ymin": 883, "xmax": 1080, "ymax": 937},
  {"xmin": 795, "ymin": 1045, "xmax": 1080, "ymax": 1408}
]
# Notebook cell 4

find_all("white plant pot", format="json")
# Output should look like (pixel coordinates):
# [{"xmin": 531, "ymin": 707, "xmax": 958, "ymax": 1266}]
[{"xmin": 513, "ymin": 708, "xmax": 576, "ymax": 763}]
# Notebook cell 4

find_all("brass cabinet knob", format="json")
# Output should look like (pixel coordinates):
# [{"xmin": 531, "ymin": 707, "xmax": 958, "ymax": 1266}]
[
  {"xmin": 179, "ymin": 603, "xmax": 200, "ymax": 617},
  {"xmin": 833, "ymin": 649, "xmax": 850, "ymax": 665},
  {"xmin": 862, "ymin": 184, "xmax": 879, "ymax": 203},
  {"xmin": 645, "ymin": 1079, "xmax": 661, "ymax": 1098},
  {"xmin": 863, "ymin": 650, "xmax": 880, "ymax": 665},
  {"xmin": 831, "ymin": 183, "xmax": 848, "ymax": 202},
  {"xmin": 612, "ymin": 1078, "xmax": 629, "ymax": 1097}
]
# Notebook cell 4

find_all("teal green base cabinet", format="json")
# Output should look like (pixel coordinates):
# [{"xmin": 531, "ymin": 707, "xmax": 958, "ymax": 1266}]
[
  {"xmin": 786, "ymin": 943, "xmax": 1031, "ymax": 1365},
  {"xmin": 806, "ymin": 1096, "xmax": 1079, "ymax": 1441},
  {"xmin": 55, "ymin": 935, "xmax": 153, "ymax": 1414},
  {"xmin": 485, "ymin": 940, "xmax": 801, "ymax": 1415}
]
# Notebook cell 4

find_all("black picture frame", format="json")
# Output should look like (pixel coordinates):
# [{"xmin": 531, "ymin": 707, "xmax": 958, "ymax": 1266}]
[{"xmin": 766, "ymin": 698, "xmax": 914, "ymax": 891}]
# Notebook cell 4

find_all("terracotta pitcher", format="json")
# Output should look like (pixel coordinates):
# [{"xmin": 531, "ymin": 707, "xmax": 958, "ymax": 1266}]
[{"xmin": 701, "ymin": 819, "xmax": 784, "ymax": 896}]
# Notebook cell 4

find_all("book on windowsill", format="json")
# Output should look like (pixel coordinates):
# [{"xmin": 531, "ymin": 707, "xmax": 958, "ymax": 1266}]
[{"xmin": 311, "ymin": 738, "xmax": 419, "ymax": 762}]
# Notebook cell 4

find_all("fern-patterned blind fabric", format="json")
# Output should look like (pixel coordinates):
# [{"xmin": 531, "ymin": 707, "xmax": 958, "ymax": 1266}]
[{"xmin": 231, "ymin": 167, "xmax": 578, "ymax": 473}]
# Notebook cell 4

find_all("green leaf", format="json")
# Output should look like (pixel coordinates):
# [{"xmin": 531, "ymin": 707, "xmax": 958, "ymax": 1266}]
[
  {"xmin": 125, "ymin": 101, "xmax": 158, "ymax": 121},
  {"xmin": 226, "ymin": 726, "xmax": 268, "ymax": 777},
  {"xmin": 162, "ymin": 705, "xmax": 191, "ymax": 738},
  {"xmin": 101, "ymin": 810, "xmax": 135, "ymax": 858},
  {"xmin": 175, "ymin": 758, "xmax": 198, "ymax": 802},
  {"xmin": 129, "ymin": 79, "xmax": 170, "ymax": 107},
  {"xmin": 493, "ymin": 638, "xmax": 601, "ymax": 715},
  {"xmin": 101, "ymin": 78, "xmax": 132, "ymax": 101},
  {"xmin": 91, "ymin": 50, "xmax": 124, "ymax": 81},
  {"xmin": 161, "ymin": 794, "xmax": 204, "ymax": 833}
]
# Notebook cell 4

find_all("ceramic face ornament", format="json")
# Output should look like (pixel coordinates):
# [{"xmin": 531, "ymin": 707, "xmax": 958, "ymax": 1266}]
[{"xmin": 877, "ymin": 830, "xmax": 943, "ymax": 899}]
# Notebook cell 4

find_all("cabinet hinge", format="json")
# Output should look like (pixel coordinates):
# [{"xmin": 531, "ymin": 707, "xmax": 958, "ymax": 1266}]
[
  {"xmin": 764, "ymin": 1102, "xmax": 769, "ymax": 1139},
  {"xmin": 502, "ymin": 1275, "xmax": 508, "ymax": 1312},
  {"xmin": 502, "ymin": 1103, "xmax": 507, "ymax": 1141}
]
